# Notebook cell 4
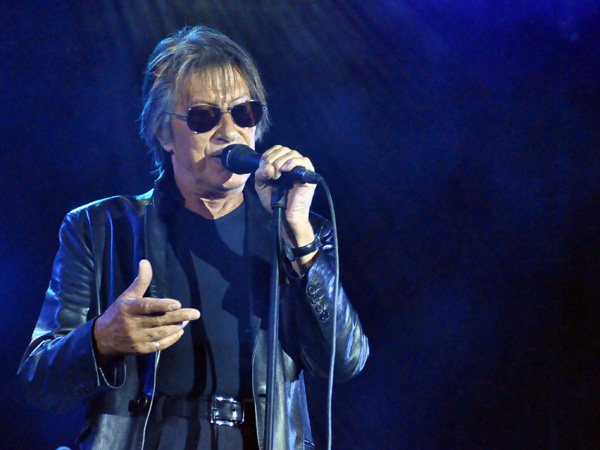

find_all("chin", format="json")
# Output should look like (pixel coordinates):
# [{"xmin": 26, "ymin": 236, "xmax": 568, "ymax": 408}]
[
  {"xmin": 222, "ymin": 174, "xmax": 249, "ymax": 190},
  {"xmin": 209, "ymin": 172, "xmax": 249, "ymax": 194}
]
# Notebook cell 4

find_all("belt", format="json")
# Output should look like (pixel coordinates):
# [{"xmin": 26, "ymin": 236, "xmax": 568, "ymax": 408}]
[{"xmin": 153, "ymin": 395, "xmax": 251, "ymax": 427}]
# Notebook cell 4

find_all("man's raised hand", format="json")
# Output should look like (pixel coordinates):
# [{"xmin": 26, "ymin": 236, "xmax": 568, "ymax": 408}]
[{"xmin": 93, "ymin": 259, "xmax": 200, "ymax": 359}]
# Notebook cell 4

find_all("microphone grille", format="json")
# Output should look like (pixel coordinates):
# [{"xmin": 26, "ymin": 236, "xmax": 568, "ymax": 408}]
[{"xmin": 220, "ymin": 144, "xmax": 260, "ymax": 174}]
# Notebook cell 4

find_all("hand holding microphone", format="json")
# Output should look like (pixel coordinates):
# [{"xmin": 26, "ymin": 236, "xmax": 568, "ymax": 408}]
[
  {"xmin": 221, "ymin": 144, "xmax": 322, "ymax": 184},
  {"xmin": 221, "ymin": 144, "xmax": 320, "ymax": 254}
]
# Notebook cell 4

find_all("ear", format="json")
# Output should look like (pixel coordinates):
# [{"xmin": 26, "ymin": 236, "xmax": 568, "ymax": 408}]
[{"xmin": 156, "ymin": 123, "xmax": 174, "ymax": 153}]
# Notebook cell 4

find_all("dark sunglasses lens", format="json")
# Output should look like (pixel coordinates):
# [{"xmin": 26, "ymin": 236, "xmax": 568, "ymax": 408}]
[
  {"xmin": 231, "ymin": 101, "xmax": 264, "ymax": 128},
  {"xmin": 187, "ymin": 106, "xmax": 221, "ymax": 133}
]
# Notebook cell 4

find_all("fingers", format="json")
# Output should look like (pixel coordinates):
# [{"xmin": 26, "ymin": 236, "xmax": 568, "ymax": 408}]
[
  {"xmin": 141, "ymin": 311, "xmax": 199, "ymax": 352},
  {"xmin": 123, "ymin": 296, "xmax": 182, "ymax": 315},
  {"xmin": 137, "ymin": 307, "xmax": 200, "ymax": 327},
  {"xmin": 138, "ymin": 312, "xmax": 198, "ymax": 353},
  {"xmin": 94, "ymin": 305, "xmax": 199, "ymax": 356},
  {"xmin": 129, "ymin": 327, "xmax": 185, "ymax": 354},
  {"xmin": 256, "ymin": 145, "xmax": 314, "ymax": 181},
  {"xmin": 145, "ymin": 323, "xmax": 187, "ymax": 341},
  {"xmin": 150, "ymin": 328, "xmax": 185, "ymax": 353},
  {"xmin": 254, "ymin": 145, "xmax": 317, "ymax": 223}
]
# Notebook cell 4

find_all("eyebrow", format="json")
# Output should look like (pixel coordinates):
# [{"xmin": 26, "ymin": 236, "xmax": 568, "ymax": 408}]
[{"xmin": 189, "ymin": 94, "xmax": 250, "ymax": 107}]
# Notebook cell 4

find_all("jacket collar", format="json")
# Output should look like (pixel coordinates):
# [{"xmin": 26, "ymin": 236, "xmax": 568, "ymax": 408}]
[{"xmin": 151, "ymin": 165, "xmax": 186, "ymax": 219}]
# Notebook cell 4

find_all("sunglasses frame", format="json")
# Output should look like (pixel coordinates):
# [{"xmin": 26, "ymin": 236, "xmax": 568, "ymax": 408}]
[{"xmin": 162, "ymin": 100, "xmax": 267, "ymax": 134}]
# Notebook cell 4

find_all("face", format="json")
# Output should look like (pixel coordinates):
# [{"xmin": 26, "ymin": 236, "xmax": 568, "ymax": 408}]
[{"xmin": 160, "ymin": 68, "xmax": 257, "ymax": 201}]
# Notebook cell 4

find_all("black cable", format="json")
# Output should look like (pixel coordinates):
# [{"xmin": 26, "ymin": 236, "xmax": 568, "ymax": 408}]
[
  {"xmin": 265, "ymin": 176, "xmax": 338, "ymax": 450},
  {"xmin": 319, "ymin": 179, "xmax": 338, "ymax": 450}
]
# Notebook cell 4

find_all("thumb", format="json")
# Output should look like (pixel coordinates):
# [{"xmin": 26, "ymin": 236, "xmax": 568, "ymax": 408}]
[
  {"xmin": 120, "ymin": 259, "xmax": 153, "ymax": 299},
  {"xmin": 254, "ymin": 165, "xmax": 274, "ymax": 196}
]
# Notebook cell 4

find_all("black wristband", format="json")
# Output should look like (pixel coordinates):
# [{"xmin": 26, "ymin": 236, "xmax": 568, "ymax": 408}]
[{"xmin": 284, "ymin": 235, "xmax": 321, "ymax": 261}]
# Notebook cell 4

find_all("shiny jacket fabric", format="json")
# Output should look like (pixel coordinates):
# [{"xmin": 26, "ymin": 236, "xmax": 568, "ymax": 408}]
[{"xmin": 18, "ymin": 170, "xmax": 369, "ymax": 449}]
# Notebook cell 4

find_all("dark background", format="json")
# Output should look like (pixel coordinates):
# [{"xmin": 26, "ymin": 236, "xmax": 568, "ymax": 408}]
[{"xmin": 2, "ymin": 1, "xmax": 600, "ymax": 448}]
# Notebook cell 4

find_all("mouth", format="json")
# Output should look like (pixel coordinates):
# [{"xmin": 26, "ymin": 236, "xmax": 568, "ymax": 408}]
[
  {"xmin": 211, "ymin": 146, "xmax": 234, "ymax": 162},
  {"xmin": 210, "ymin": 146, "xmax": 230, "ymax": 158},
  {"xmin": 211, "ymin": 143, "xmax": 247, "ymax": 163},
  {"xmin": 210, "ymin": 151, "xmax": 227, "ymax": 170}
]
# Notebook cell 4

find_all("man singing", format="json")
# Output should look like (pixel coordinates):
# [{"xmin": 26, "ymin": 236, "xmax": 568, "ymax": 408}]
[{"xmin": 19, "ymin": 25, "xmax": 369, "ymax": 449}]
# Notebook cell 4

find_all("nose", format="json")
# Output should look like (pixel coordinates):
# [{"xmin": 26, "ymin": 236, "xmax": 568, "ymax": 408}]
[{"xmin": 213, "ymin": 111, "xmax": 239, "ymax": 142}]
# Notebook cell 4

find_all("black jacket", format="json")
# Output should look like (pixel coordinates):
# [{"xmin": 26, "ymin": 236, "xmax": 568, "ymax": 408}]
[{"xmin": 18, "ymin": 171, "xmax": 369, "ymax": 449}]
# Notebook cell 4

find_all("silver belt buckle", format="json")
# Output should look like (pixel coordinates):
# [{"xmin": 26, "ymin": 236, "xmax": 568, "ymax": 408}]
[{"xmin": 211, "ymin": 396, "xmax": 244, "ymax": 426}]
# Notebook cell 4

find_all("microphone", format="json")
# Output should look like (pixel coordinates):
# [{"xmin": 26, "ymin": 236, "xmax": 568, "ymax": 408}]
[{"xmin": 221, "ymin": 144, "xmax": 322, "ymax": 184}]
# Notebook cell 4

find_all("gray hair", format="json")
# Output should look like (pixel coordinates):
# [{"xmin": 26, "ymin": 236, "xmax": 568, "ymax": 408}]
[{"xmin": 140, "ymin": 26, "xmax": 270, "ymax": 172}]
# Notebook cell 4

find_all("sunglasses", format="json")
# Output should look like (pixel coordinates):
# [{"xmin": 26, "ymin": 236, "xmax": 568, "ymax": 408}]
[{"xmin": 162, "ymin": 100, "xmax": 267, "ymax": 134}]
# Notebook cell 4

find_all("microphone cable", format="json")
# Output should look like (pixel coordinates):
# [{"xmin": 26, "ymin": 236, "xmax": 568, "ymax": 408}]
[
  {"xmin": 140, "ymin": 347, "xmax": 161, "ymax": 450},
  {"xmin": 318, "ymin": 178, "xmax": 338, "ymax": 450}
]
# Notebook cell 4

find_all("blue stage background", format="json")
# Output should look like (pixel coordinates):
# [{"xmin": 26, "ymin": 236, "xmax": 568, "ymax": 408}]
[{"xmin": 2, "ymin": 1, "xmax": 600, "ymax": 448}]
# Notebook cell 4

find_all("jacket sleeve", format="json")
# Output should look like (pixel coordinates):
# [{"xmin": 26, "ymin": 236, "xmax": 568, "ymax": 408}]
[
  {"xmin": 282, "ymin": 218, "xmax": 369, "ymax": 381},
  {"xmin": 17, "ymin": 210, "xmax": 125, "ymax": 413}
]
